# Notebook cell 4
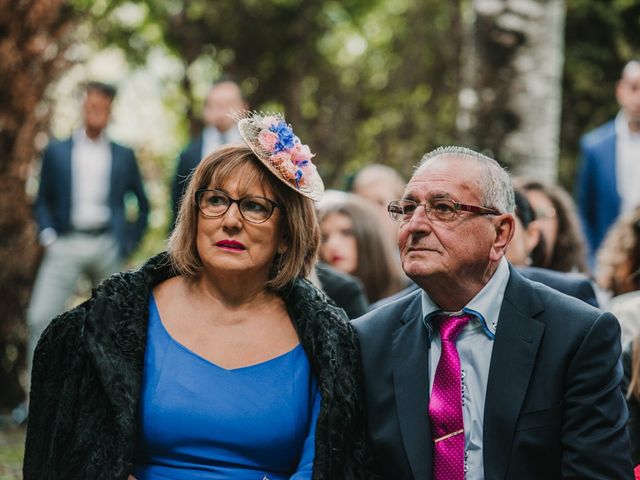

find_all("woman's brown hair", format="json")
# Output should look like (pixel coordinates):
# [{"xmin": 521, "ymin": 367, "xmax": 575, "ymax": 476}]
[
  {"xmin": 318, "ymin": 193, "xmax": 405, "ymax": 303},
  {"xmin": 517, "ymin": 179, "xmax": 590, "ymax": 274},
  {"xmin": 597, "ymin": 207, "xmax": 640, "ymax": 296},
  {"xmin": 168, "ymin": 145, "xmax": 320, "ymax": 291}
]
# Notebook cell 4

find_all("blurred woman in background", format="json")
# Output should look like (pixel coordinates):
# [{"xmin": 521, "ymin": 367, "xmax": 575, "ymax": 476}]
[
  {"xmin": 515, "ymin": 178, "xmax": 590, "ymax": 274},
  {"xmin": 597, "ymin": 207, "xmax": 640, "ymax": 345},
  {"xmin": 318, "ymin": 193, "xmax": 406, "ymax": 304}
]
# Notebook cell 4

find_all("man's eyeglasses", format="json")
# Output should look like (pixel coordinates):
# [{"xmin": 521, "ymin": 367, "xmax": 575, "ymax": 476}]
[
  {"xmin": 388, "ymin": 198, "xmax": 501, "ymax": 223},
  {"xmin": 196, "ymin": 189, "xmax": 282, "ymax": 224}
]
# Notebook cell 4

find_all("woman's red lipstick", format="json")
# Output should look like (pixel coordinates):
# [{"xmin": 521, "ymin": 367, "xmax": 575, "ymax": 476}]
[{"xmin": 215, "ymin": 240, "xmax": 246, "ymax": 251}]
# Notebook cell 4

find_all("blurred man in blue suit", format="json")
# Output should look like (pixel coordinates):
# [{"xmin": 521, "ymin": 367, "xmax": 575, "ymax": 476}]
[
  {"xmin": 576, "ymin": 60, "xmax": 640, "ymax": 262},
  {"xmin": 27, "ymin": 81, "xmax": 149, "ymax": 374}
]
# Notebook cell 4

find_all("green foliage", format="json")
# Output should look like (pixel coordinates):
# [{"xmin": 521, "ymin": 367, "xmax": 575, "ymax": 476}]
[
  {"xmin": 85, "ymin": 0, "xmax": 462, "ymax": 191},
  {"xmin": 561, "ymin": 0, "xmax": 640, "ymax": 190},
  {"xmin": 78, "ymin": 0, "xmax": 640, "ymax": 201},
  {"xmin": 0, "ymin": 426, "xmax": 24, "ymax": 480}
]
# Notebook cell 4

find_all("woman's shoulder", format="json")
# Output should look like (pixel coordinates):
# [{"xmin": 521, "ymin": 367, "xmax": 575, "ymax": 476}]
[
  {"xmin": 36, "ymin": 253, "xmax": 172, "ymax": 355},
  {"xmin": 285, "ymin": 277, "xmax": 350, "ymax": 322},
  {"xmin": 284, "ymin": 277, "xmax": 358, "ymax": 354}
]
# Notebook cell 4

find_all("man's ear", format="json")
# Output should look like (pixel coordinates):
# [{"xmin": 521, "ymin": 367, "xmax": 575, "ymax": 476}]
[
  {"xmin": 489, "ymin": 214, "xmax": 515, "ymax": 262},
  {"xmin": 524, "ymin": 220, "xmax": 542, "ymax": 257}
]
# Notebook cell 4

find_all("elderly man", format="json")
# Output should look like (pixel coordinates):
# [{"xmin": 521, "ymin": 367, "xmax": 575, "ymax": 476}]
[{"xmin": 354, "ymin": 147, "xmax": 632, "ymax": 479}]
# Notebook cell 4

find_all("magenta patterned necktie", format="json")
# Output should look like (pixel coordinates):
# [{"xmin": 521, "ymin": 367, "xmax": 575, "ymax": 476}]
[{"xmin": 429, "ymin": 313, "xmax": 472, "ymax": 480}]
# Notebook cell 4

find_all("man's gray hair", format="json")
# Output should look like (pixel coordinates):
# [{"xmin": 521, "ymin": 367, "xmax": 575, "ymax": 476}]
[{"xmin": 417, "ymin": 146, "xmax": 515, "ymax": 214}]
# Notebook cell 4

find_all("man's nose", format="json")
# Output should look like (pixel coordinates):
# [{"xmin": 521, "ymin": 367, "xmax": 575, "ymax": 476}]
[{"xmin": 406, "ymin": 205, "xmax": 433, "ymax": 232}]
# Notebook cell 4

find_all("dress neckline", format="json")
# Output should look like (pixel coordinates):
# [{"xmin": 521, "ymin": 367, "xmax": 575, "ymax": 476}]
[{"xmin": 149, "ymin": 294, "xmax": 302, "ymax": 372}]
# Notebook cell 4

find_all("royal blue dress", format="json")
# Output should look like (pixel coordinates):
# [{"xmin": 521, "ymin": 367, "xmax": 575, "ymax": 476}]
[{"xmin": 132, "ymin": 296, "xmax": 321, "ymax": 480}]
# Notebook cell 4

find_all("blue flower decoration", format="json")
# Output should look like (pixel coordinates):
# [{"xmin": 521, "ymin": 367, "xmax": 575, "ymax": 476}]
[{"xmin": 270, "ymin": 121, "xmax": 296, "ymax": 153}]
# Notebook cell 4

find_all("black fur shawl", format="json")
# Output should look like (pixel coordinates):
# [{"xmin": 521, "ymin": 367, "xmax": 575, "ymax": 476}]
[{"xmin": 24, "ymin": 253, "xmax": 371, "ymax": 479}]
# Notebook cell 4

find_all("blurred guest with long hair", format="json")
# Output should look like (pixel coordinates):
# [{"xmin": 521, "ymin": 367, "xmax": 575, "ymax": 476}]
[
  {"xmin": 318, "ymin": 193, "xmax": 406, "ymax": 304},
  {"xmin": 597, "ymin": 207, "xmax": 640, "ymax": 296},
  {"xmin": 597, "ymin": 207, "xmax": 640, "ymax": 344},
  {"xmin": 351, "ymin": 164, "xmax": 405, "ymax": 249},
  {"xmin": 508, "ymin": 189, "xmax": 599, "ymax": 307},
  {"xmin": 515, "ymin": 178, "xmax": 590, "ymax": 274}
]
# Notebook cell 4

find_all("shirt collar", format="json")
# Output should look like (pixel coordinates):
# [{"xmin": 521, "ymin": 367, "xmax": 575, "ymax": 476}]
[
  {"xmin": 615, "ymin": 110, "xmax": 640, "ymax": 140},
  {"xmin": 202, "ymin": 126, "xmax": 221, "ymax": 141},
  {"xmin": 421, "ymin": 256, "xmax": 510, "ymax": 340},
  {"xmin": 74, "ymin": 127, "xmax": 108, "ymax": 146}
]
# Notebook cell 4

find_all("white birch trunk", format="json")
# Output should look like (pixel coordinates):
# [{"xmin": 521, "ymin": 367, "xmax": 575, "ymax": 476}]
[{"xmin": 457, "ymin": 0, "xmax": 566, "ymax": 182}]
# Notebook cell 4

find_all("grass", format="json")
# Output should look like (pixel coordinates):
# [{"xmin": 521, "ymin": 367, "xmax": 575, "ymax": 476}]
[{"xmin": 0, "ymin": 424, "xmax": 24, "ymax": 480}]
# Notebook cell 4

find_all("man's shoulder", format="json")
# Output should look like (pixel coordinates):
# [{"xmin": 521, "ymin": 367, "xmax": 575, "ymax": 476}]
[
  {"xmin": 353, "ymin": 288, "xmax": 421, "ymax": 333},
  {"xmin": 44, "ymin": 136, "xmax": 72, "ymax": 154},
  {"xmin": 580, "ymin": 119, "xmax": 616, "ymax": 150},
  {"xmin": 180, "ymin": 136, "xmax": 203, "ymax": 159},
  {"xmin": 517, "ymin": 266, "xmax": 598, "ymax": 307},
  {"xmin": 109, "ymin": 140, "xmax": 135, "ymax": 157},
  {"xmin": 509, "ymin": 269, "xmax": 604, "ymax": 326},
  {"xmin": 316, "ymin": 262, "xmax": 363, "ymax": 292}
]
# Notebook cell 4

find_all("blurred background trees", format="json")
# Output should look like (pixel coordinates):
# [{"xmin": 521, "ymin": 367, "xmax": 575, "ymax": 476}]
[
  {"xmin": 0, "ymin": 0, "xmax": 638, "ymax": 410},
  {"xmin": 0, "ymin": 0, "xmax": 85, "ymax": 410},
  {"xmin": 457, "ymin": 0, "xmax": 566, "ymax": 182}
]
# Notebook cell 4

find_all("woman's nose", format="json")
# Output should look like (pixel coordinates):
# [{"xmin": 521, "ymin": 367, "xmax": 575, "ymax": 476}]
[{"xmin": 222, "ymin": 202, "xmax": 243, "ymax": 227}]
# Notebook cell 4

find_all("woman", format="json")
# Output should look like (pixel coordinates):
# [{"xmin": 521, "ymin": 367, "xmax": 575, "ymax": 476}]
[
  {"xmin": 597, "ymin": 207, "xmax": 640, "ymax": 297},
  {"xmin": 597, "ymin": 207, "xmax": 640, "ymax": 344},
  {"xmin": 317, "ymin": 193, "xmax": 406, "ymax": 304},
  {"xmin": 24, "ymin": 112, "xmax": 370, "ymax": 479},
  {"xmin": 514, "ymin": 178, "xmax": 590, "ymax": 273}
]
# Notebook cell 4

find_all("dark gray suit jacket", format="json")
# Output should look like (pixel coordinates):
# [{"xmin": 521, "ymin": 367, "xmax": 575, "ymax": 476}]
[{"xmin": 353, "ymin": 266, "xmax": 632, "ymax": 479}]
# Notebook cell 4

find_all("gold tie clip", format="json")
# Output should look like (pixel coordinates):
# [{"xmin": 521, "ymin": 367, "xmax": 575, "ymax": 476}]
[{"xmin": 434, "ymin": 428, "xmax": 464, "ymax": 443}]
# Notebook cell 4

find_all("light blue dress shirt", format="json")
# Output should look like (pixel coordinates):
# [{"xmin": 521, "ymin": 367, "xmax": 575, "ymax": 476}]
[
  {"xmin": 201, "ymin": 126, "xmax": 244, "ymax": 159},
  {"xmin": 421, "ymin": 257, "xmax": 510, "ymax": 480}
]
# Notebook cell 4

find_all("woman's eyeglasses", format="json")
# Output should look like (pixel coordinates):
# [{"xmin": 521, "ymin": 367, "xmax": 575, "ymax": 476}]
[{"xmin": 196, "ymin": 189, "xmax": 282, "ymax": 224}]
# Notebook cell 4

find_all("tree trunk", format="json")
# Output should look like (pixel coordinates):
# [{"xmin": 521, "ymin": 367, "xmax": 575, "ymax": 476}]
[
  {"xmin": 457, "ymin": 0, "xmax": 566, "ymax": 181},
  {"xmin": 0, "ymin": 0, "xmax": 79, "ymax": 410}
]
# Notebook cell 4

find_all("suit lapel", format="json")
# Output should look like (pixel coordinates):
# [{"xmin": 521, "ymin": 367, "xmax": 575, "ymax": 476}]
[
  {"xmin": 483, "ymin": 267, "xmax": 545, "ymax": 479},
  {"xmin": 392, "ymin": 292, "xmax": 432, "ymax": 479},
  {"xmin": 109, "ymin": 142, "xmax": 118, "ymax": 203},
  {"xmin": 61, "ymin": 138, "xmax": 73, "ymax": 207}
]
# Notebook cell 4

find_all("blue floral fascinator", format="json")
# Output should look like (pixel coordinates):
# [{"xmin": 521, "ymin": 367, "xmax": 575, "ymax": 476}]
[{"xmin": 235, "ymin": 111, "xmax": 324, "ymax": 201}]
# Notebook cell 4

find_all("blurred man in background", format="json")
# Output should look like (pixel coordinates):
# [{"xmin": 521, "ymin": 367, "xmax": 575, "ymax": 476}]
[
  {"xmin": 170, "ymin": 79, "xmax": 247, "ymax": 227},
  {"xmin": 351, "ymin": 163, "xmax": 406, "ymax": 255},
  {"xmin": 576, "ymin": 60, "xmax": 640, "ymax": 263},
  {"xmin": 27, "ymin": 81, "xmax": 149, "ymax": 385}
]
